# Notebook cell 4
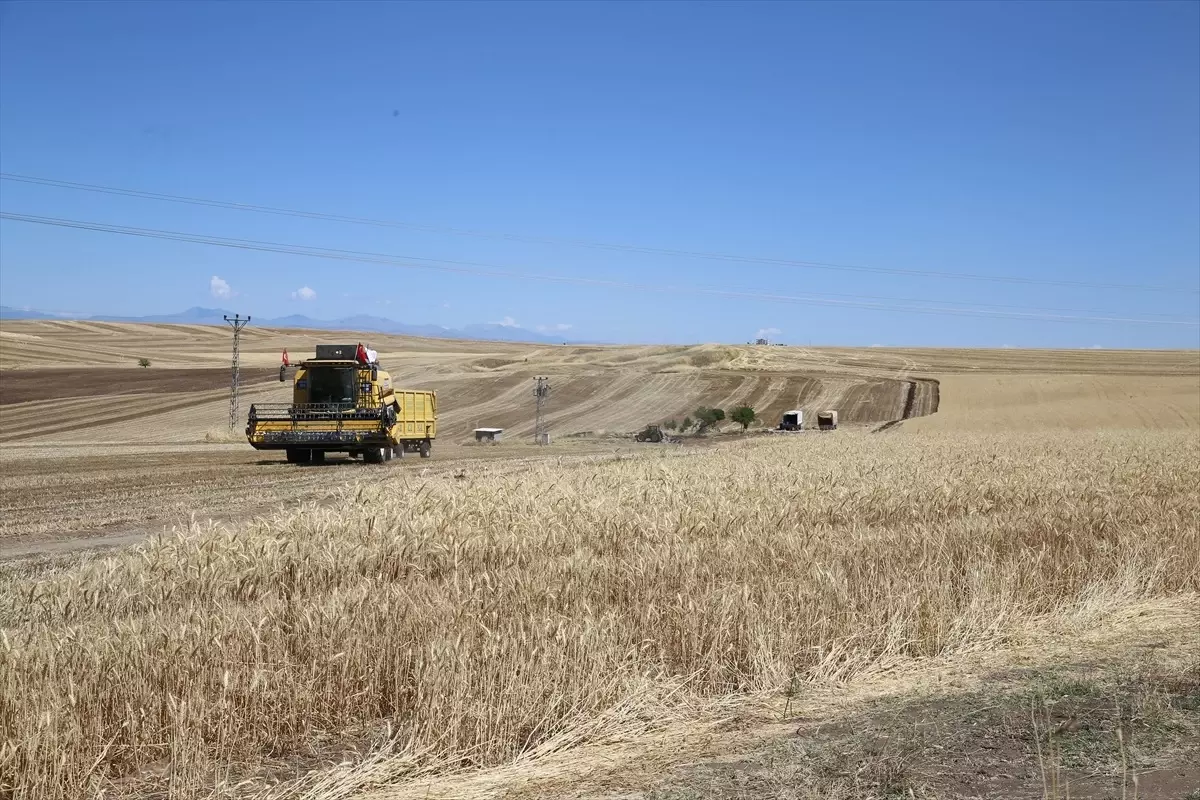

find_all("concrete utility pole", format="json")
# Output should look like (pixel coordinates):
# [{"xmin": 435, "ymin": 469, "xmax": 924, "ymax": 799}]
[
  {"xmin": 224, "ymin": 314, "xmax": 251, "ymax": 431},
  {"xmin": 533, "ymin": 376, "xmax": 550, "ymax": 445}
]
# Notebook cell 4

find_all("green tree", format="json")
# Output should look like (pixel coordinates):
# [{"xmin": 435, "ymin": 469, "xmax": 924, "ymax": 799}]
[
  {"xmin": 731, "ymin": 405, "xmax": 756, "ymax": 431},
  {"xmin": 680, "ymin": 416, "xmax": 694, "ymax": 432},
  {"xmin": 137, "ymin": 358, "xmax": 151, "ymax": 368},
  {"xmin": 664, "ymin": 419, "xmax": 678, "ymax": 431},
  {"xmin": 694, "ymin": 406, "xmax": 725, "ymax": 433}
]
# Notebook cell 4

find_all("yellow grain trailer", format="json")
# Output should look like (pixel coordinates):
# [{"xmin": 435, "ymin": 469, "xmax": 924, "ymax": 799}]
[{"xmin": 246, "ymin": 344, "xmax": 436, "ymax": 464}]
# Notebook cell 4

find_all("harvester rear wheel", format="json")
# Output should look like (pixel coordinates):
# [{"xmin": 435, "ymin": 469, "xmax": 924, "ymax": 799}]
[{"xmin": 419, "ymin": 439, "xmax": 431, "ymax": 458}]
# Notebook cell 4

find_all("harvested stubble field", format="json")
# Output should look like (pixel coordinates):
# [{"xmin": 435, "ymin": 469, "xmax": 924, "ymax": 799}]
[
  {"xmin": 0, "ymin": 320, "xmax": 952, "ymax": 448},
  {"xmin": 1, "ymin": 321, "xmax": 1199, "ymax": 799},
  {"xmin": 2, "ymin": 431, "xmax": 1199, "ymax": 799}
]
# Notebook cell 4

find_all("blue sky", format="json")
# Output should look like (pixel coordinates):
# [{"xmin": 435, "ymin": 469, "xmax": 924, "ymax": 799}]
[{"xmin": 1, "ymin": 0, "xmax": 1197, "ymax": 347}]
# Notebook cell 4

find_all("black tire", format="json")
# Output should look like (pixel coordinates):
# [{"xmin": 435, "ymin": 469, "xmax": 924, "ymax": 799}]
[
  {"xmin": 363, "ymin": 447, "xmax": 385, "ymax": 464},
  {"xmin": 393, "ymin": 445, "xmax": 404, "ymax": 459},
  {"xmin": 286, "ymin": 448, "xmax": 311, "ymax": 464},
  {"xmin": 419, "ymin": 439, "xmax": 432, "ymax": 459},
  {"xmin": 310, "ymin": 450, "xmax": 326, "ymax": 464},
  {"xmin": 383, "ymin": 446, "xmax": 393, "ymax": 462}
]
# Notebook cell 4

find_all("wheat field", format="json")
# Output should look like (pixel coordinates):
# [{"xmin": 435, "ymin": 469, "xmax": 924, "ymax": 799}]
[
  {"xmin": 1, "ymin": 321, "xmax": 1198, "ymax": 798},
  {"xmin": 3, "ymin": 430, "xmax": 1198, "ymax": 798}
]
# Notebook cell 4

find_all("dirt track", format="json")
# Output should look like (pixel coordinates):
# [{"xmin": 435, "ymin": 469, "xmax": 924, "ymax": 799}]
[{"xmin": 0, "ymin": 439, "xmax": 656, "ymax": 558}]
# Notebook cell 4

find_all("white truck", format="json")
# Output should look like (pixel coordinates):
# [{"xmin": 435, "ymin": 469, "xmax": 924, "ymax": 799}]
[{"xmin": 777, "ymin": 410, "xmax": 803, "ymax": 431}]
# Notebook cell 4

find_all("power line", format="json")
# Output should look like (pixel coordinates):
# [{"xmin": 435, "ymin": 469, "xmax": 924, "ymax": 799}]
[
  {"xmin": 1, "ymin": 210, "xmax": 1196, "ymax": 328},
  {"xmin": 3, "ymin": 171, "xmax": 1196, "ymax": 295}
]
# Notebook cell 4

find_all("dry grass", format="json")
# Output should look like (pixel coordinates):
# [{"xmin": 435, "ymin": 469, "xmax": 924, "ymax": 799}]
[
  {"xmin": 2, "ymin": 430, "xmax": 1198, "ymax": 798},
  {"xmin": 622, "ymin": 638, "xmax": 1200, "ymax": 800}
]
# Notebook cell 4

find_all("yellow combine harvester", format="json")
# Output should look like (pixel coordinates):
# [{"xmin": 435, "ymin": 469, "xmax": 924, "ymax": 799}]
[{"xmin": 246, "ymin": 344, "xmax": 436, "ymax": 464}]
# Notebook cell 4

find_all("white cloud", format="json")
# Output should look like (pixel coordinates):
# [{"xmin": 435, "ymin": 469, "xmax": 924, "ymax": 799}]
[
  {"xmin": 210, "ymin": 276, "xmax": 232, "ymax": 300},
  {"xmin": 869, "ymin": 343, "xmax": 884, "ymax": 348},
  {"xmin": 442, "ymin": 302, "xmax": 451, "ymax": 309},
  {"xmin": 755, "ymin": 327, "xmax": 782, "ymax": 340},
  {"xmin": 1088, "ymin": 344, "xmax": 1105, "ymax": 350},
  {"xmin": 536, "ymin": 323, "xmax": 573, "ymax": 333},
  {"xmin": 494, "ymin": 316, "xmax": 519, "ymax": 328},
  {"xmin": 291, "ymin": 286, "xmax": 317, "ymax": 301}
]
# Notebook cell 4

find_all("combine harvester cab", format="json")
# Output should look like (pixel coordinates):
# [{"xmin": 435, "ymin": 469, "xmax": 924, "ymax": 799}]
[{"xmin": 246, "ymin": 343, "xmax": 436, "ymax": 464}]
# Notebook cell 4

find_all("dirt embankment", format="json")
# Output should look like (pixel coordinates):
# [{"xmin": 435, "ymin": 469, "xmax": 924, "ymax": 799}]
[{"xmin": 874, "ymin": 377, "xmax": 940, "ymax": 432}]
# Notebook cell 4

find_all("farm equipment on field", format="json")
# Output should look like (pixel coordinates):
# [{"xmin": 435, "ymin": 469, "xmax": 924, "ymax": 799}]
[
  {"xmin": 634, "ymin": 424, "xmax": 682, "ymax": 443},
  {"xmin": 246, "ymin": 343, "xmax": 437, "ymax": 464},
  {"xmin": 635, "ymin": 424, "xmax": 665, "ymax": 443},
  {"xmin": 777, "ymin": 410, "xmax": 804, "ymax": 431}
]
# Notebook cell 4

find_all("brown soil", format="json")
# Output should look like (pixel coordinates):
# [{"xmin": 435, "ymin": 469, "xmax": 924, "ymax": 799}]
[{"xmin": 0, "ymin": 367, "xmax": 279, "ymax": 404}]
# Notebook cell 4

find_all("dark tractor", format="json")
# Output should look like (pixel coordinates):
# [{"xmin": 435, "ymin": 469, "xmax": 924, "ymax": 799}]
[{"xmin": 634, "ymin": 424, "xmax": 665, "ymax": 443}]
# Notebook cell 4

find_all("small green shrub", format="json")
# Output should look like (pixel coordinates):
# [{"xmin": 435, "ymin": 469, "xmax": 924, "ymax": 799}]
[{"xmin": 731, "ymin": 406, "xmax": 756, "ymax": 431}]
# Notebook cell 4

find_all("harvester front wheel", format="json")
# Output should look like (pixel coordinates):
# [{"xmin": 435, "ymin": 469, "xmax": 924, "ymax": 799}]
[
  {"xmin": 310, "ymin": 450, "xmax": 325, "ymax": 464},
  {"xmin": 419, "ymin": 439, "xmax": 432, "ymax": 459},
  {"xmin": 363, "ymin": 446, "xmax": 385, "ymax": 464},
  {"xmin": 286, "ymin": 448, "xmax": 311, "ymax": 464}
]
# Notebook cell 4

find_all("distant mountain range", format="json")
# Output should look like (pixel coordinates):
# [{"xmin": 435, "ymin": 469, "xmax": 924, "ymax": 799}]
[{"xmin": 0, "ymin": 306, "xmax": 576, "ymax": 344}]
